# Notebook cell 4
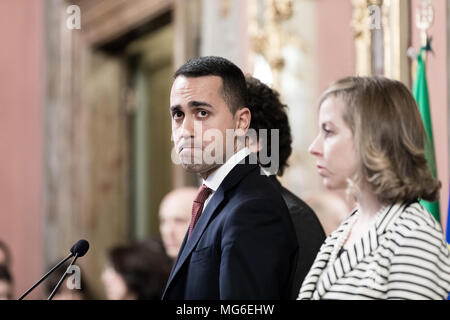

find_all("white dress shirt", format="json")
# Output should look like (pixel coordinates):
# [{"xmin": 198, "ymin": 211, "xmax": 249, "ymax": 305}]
[{"xmin": 202, "ymin": 147, "xmax": 251, "ymax": 211}]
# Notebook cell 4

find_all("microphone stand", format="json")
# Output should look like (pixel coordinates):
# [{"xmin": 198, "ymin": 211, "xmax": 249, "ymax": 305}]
[
  {"xmin": 47, "ymin": 253, "xmax": 79, "ymax": 300},
  {"xmin": 18, "ymin": 253, "xmax": 74, "ymax": 300}
]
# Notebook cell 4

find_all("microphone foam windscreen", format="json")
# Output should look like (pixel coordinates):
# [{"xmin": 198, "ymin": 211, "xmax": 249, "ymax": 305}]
[{"xmin": 70, "ymin": 239, "xmax": 90, "ymax": 257}]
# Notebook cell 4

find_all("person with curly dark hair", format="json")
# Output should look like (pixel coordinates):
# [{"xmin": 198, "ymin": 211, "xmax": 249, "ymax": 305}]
[
  {"xmin": 246, "ymin": 76, "xmax": 326, "ymax": 299},
  {"xmin": 0, "ymin": 264, "xmax": 13, "ymax": 300},
  {"xmin": 44, "ymin": 260, "xmax": 92, "ymax": 300},
  {"xmin": 102, "ymin": 239, "xmax": 172, "ymax": 300}
]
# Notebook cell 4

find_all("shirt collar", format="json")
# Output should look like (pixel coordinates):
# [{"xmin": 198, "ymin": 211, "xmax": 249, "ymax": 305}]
[
  {"xmin": 261, "ymin": 167, "xmax": 273, "ymax": 177},
  {"xmin": 203, "ymin": 147, "xmax": 251, "ymax": 192}
]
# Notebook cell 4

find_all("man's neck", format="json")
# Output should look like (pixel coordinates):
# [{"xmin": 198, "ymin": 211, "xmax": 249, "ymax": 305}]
[
  {"xmin": 200, "ymin": 146, "xmax": 246, "ymax": 180},
  {"xmin": 200, "ymin": 164, "xmax": 221, "ymax": 180}
]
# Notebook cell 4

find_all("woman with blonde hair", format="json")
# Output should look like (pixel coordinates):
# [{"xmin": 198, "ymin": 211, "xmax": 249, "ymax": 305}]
[{"xmin": 299, "ymin": 76, "xmax": 450, "ymax": 300}]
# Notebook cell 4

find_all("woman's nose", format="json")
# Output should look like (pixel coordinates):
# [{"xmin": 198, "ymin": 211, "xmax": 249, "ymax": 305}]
[{"xmin": 308, "ymin": 135, "xmax": 322, "ymax": 157}]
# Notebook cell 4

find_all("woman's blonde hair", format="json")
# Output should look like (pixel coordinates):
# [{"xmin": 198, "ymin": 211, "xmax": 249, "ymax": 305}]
[{"xmin": 319, "ymin": 76, "xmax": 441, "ymax": 204}]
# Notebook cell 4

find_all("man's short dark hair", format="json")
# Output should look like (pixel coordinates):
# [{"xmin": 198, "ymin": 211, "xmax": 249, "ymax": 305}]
[
  {"xmin": 246, "ymin": 76, "xmax": 292, "ymax": 176},
  {"xmin": 174, "ymin": 56, "xmax": 248, "ymax": 114}
]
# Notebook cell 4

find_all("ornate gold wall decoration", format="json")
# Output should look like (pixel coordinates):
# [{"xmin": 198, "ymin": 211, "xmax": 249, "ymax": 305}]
[
  {"xmin": 352, "ymin": 0, "xmax": 374, "ymax": 76},
  {"xmin": 383, "ymin": 0, "xmax": 410, "ymax": 84},
  {"xmin": 249, "ymin": 0, "xmax": 297, "ymax": 89},
  {"xmin": 352, "ymin": 0, "xmax": 410, "ymax": 84}
]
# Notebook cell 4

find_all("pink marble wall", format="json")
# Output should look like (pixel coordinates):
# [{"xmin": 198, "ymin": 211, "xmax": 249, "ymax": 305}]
[
  {"xmin": 316, "ymin": 0, "xmax": 356, "ymax": 93},
  {"xmin": 0, "ymin": 0, "xmax": 44, "ymax": 299}
]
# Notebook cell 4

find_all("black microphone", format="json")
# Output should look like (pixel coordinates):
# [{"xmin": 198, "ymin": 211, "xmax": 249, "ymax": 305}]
[
  {"xmin": 18, "ymin": 239, "xmax": 90, "ymax": 300},
  {"xmin": 47, "ymin": 240, "xmax": 89, "ymax": 300},
  {"xmin": 70, "ymin": 239, "xmax": 89, "ymax": 257}
]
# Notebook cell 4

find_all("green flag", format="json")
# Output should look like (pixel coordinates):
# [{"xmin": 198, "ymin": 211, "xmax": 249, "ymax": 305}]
[{"xmin": 412, "ymin": 49, "xmax": 440, "ymax": 223}]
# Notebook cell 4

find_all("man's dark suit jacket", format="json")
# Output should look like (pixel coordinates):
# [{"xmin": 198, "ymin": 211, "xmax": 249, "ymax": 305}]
[
  {"xmin": 269, "ymin": 176, "xmax": 326, "ymax": 299},
  {"xmin": 162, "ymin": 159, "xmax": 298, "ymax": 300}
]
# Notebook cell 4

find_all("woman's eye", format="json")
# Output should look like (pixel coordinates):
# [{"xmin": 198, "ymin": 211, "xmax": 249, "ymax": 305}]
[{"xmin": 323, "ymin": 128, "xmax": 332, "ymax": 137}]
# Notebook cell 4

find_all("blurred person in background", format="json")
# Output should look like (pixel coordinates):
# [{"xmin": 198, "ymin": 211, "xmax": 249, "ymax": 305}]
[
  {"xmin": 0, "ymin": 264, "xmax": 13, "ymax": 300},
  {"xmin": 102, "ymin": 239, "xmax": 172, "ymax": 300},
  {"xmin": 159, "ymin": 187, "xmax": 198, "ymax": 261},
  {"xmin": 245, "ymin": 76, "xmax": 326, "ymax": 298},
  {"xmin": 0, "ymin": 240, "xmax": 12, "ymax": 267},
  {"xmin": 44, "ymin": 260, "xmax": 92, "ymax": 300}
]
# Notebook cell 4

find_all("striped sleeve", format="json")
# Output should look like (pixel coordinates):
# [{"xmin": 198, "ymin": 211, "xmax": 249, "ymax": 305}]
[{"xmin": 386, "ymin": 219, "xmax": 450, "ymax": 300}]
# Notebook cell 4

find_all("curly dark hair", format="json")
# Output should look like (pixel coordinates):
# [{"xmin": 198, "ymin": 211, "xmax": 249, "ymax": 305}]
[
  {"xmin": 246, "ymin": 76, "xmax": 292, "ymax": 176},
  {"xmin": 108, "ymin": 239, "xmax": 172, "ymax": 300}
]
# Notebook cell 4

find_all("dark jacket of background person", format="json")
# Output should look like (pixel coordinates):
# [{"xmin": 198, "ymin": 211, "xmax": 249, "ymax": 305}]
[
  {"xmin": 162, "ymin": 160, "xmax": 299, "ymax": 300},
  {"xmin": 245, "ymin": 76, "xmax": 326, "ymax": 298},
  {"xmin": 270, "ymin": 176, "xmax": 326, "ymax": 298},
  {"xmin": 45, "ymin": 260, "xmax": 92, "ymax": 300}
]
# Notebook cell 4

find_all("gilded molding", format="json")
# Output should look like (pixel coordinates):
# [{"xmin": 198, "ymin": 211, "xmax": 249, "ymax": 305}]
[{"xmin": 249, "ymin": 0, "xmax": 295, "ymax": 89}]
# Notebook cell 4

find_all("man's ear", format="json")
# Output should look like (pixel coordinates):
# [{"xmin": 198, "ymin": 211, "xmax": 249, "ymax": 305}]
[{"xmin": 234, "ymin": 107, "xmax": 251, "ymax": 134}]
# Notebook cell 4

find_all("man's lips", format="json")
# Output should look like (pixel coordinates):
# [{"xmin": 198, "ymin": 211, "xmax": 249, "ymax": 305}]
[
  {"xmin": 178, "ymin": 146, "xmax": 202, "ymax": 153},
  {"xmin": 176, "ymin": 140, "xmax": 201, "ymax": 152}
]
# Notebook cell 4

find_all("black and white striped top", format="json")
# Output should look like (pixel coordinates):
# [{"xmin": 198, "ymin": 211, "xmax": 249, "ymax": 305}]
[{"xmin": 298, "ymin": 201, "xmax": 450, "ymax": 300}]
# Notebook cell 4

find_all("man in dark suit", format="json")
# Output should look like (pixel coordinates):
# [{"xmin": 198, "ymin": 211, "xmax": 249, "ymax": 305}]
[
  {"xmin": 245, "ymin": 76, "xmax": 326, "ymax": 299},
  {"xmin": 162, "ymin": 56, "xmax": 298, "ymax": 300}
]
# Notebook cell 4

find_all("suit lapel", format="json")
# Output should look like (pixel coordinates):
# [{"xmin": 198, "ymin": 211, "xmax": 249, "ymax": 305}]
[
  {"xmin": 166, "ymin": 189, "xmax": 225, "ymax": 287},
  {"xmin": 162, "ymin": 159, "xmax": 258, "ymax": 298},
  {"xmin": 314, "ymin": 203, "xmax": 406, "ymax": 299}
]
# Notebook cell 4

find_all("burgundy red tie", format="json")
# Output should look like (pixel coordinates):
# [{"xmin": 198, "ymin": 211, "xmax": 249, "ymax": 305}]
[{"xmin": 188, "ymin": 184, "xmax": 213, "ymax": 239}]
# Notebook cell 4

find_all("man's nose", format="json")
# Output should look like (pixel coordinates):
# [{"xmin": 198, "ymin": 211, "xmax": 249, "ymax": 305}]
[{"xmin": 181, "ymin": 116, "xmax": 195, "ymax": 137}]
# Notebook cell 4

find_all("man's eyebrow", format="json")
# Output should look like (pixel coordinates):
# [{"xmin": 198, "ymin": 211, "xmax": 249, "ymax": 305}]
[
  {"xmin": 189, "ymin": 101, "xmax": 213, "ymax": 108},
  {"xmin": 170, "ymin": 101, "xmax": 213, "ymax": 112},
  {"xmin": 170, "ymin": 105, "xmax": 181, "ymax": 112}
]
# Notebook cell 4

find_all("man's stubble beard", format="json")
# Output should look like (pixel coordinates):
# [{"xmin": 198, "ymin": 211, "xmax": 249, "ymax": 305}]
[
  {"xmin": 181, "ymin": 162, "xmax": 221, "ymax": 180},
  {"xmin": 177, "ymin": 133, "xmax": 241, "ymax": 179},
  {"xmin": 178, "ymin": 145, "xmax": 228, "ymax": 179}
]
